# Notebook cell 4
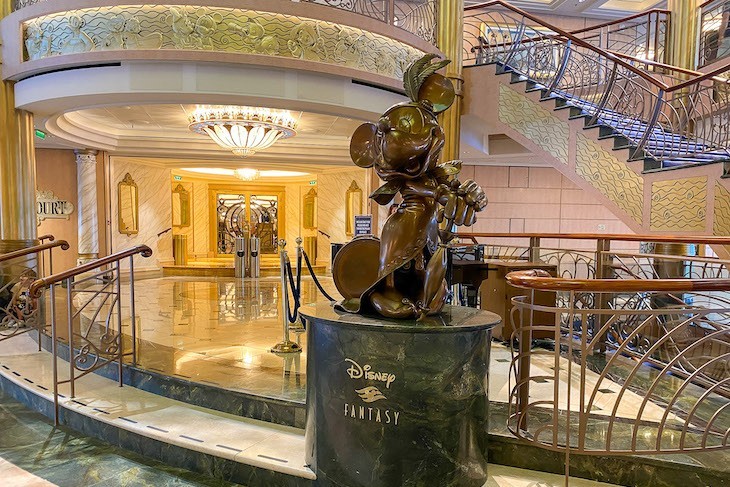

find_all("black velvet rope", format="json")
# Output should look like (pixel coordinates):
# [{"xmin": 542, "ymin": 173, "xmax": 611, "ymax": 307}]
[
  {"xmin": 285, "ymin": 260, "xmax": 300, "ymax": 324},
  {"xmin": 301, "ymin": 250, "xmax": 336, "ymax": 302}
]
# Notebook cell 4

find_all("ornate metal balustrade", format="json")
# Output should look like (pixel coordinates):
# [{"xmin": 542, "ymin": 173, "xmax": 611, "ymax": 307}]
[
  {"xmin": 463, "ymin": 1, "xmax": 730, "ymax": 168},
  {"xmin": 29, "ymin": 245, "xmax": 152, "ymax": 424},
  {"xmin": 13, "ymin": 0, "xmax": 437, "ymax": 44},
  {"xmin": 699, "ymin": 0, "xmax": 730, "ymax": 67},
  {"xmin": 505, "ymin": 271, "xmax": 729, "ymax": 480},
  {"xmin": 571, "ymin": 9, "xmax": 669, "ymax": 64},
  {"xmin": 0, "ymin": 238, "xmax": 69, "ymax": 346}
]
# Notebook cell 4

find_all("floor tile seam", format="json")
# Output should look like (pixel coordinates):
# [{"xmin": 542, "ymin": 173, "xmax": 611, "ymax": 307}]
[
  {"xmin": 0, "ymin": 354, "xmax": 316, "ymax": 479},
  {"xmin": 0, "ymin": 350, "xmax": 293, "ymax": 428}
]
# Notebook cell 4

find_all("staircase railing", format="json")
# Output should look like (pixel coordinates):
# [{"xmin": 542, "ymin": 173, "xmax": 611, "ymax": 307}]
[
  {"xmin": 570, "ymin": 9, "xmax": 670, "ymax": 64},
  {"xmin": 463, "ymin": 1, "xmax": 730, "ymax": 167},
  {"xmin": 28, "ymin": 245, "xmax": 152, "ymax": 425},
  {"xmin": 0, "ymin": 239, "xmax": 69, "ymax": 347},
  {"xmin": 699, "ymin": 0, "xmax": 730, "ymax": 67}
]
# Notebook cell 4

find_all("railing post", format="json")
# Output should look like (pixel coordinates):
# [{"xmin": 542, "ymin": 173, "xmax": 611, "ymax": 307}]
[
  {"xmin": 115, "ymin": 260, "xmax": 123, "ymax": 387},
  {"xmin": 501, "ymin": 21, "xmax": 527, "ymax": 73},
  {"xmin": 632, "ymin": 89, "xmax": 665, "ymax": 160},
  {"xmin": 545, "ymin": 39, "xmax": 572, "ymax": 96},
  {"xmin": 66, "ymin": 277, "xmax": 74, "ymax": 399},
  {"xmin": 529, "ymin": 236, "xmax": 541, "ymax": 263},
  {"xmin": 517, "ymin": 291, "xmax": 533, "ymax": 431},
  {"xmin": 50, "ymin": 283, "xmax": 59, "ymax": 425},
  {"xmin": 129, "ymin": 255, "xmax": 137, "ymax": 367},
  {"xmin": 587, "ymin": 62, "xmax": 619, "ymax": 126},
  {"xmin": 387, "ymin": 0, "xmax": 395, "ymax": 24},
  {"xmin": 595, "ymin": 238, "xmax": 612, "ymax": 353}
]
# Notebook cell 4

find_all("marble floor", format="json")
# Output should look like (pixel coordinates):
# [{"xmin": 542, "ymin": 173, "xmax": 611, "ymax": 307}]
[
  {"xmin": 59, "ymin": 276, "xmax": 691, "ymax": 425},
  {"xmin": 0, "ymin": 380, "xmax": 620, "ymax": 487}
]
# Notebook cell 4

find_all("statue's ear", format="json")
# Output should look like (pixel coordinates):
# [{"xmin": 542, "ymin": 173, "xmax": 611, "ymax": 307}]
[
  {"xmin": 417, "ymin": 73, "xmax": 455, "ymax": 114},
  {"xmin": 350, "ymin": 122, "xmax": 381, "ymax": 168}
]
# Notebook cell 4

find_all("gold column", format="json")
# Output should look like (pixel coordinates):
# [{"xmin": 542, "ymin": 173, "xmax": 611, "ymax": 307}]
[
  {"xmin": 667, "ymin": 0, "xmax": 700, "ymax": 71},
  {"xmin": 437, "ymin": 0, "xmax": 464, "ymax": 163},
  {"xmin": 0, "ymin": 0, "xmax": 38, "ymax": 252}
]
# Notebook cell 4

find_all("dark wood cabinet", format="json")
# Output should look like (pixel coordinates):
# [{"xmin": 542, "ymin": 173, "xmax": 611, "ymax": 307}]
[{"xmin": 478, "ymin": 260, "xmax": 558, "ymax": 341}]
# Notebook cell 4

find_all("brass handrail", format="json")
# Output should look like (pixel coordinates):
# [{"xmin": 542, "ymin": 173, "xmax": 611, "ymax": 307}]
[
  {"xmin": 506, "ymin": 268, "xmax": 730, "ymax": 292},
  {"xmin": 0, "ymin": 240, "xmax": 70, "ymax": 263},
  {"xmin": 458, "ymin": 232, "xmax": 730, "ymax": 245},
  {"xmin": 29, "ymin": 245, "xmax": 152, "ymax": 298},
  {"xmin": 567, "ymin": 9, "xmax": 671, "ymax": 36}
]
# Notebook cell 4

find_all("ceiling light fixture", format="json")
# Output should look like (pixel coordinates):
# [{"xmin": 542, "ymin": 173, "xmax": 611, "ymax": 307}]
[
  {"xmin": 234, "ymin": 168, "xmax": 260, "ymax": 181},
  {"xmin": 188, "ymin": 105, "xmax": 297, "ymax": 157}
]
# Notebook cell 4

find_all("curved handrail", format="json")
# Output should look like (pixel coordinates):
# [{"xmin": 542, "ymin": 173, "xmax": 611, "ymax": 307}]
[
  {"xmin": 465, "ymin": 1, "xmax": 730, "ymax": 92},
  {"xmin": 457, "ymin": 232, "xmax": 730, "ymax": 245},
  {"xmin": 38, "ymin": 234, "xmax": 55, "ymax": 243},
  {"xmin": 464, "ymin": 0, "xmax": 669, "ymax": 90},
  {"xmin": 506, "ymin": 268, "xmax": 730, "ymax": 292},
  {"xmin": 567, "ymin": 9, "xmax": 671, "ymax": 36},
  {"xmin": 29, "ymin": 245, "xmax": 152, "ymax": 298},
  {"xmin": 0, "ymin": 240, "xmax": 70, "ymax": 263}
]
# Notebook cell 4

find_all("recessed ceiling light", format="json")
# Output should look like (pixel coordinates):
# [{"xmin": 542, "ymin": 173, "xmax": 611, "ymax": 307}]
[{"xmin": 183, "ymin": 168, "xmax": 309, "ymax": 177}]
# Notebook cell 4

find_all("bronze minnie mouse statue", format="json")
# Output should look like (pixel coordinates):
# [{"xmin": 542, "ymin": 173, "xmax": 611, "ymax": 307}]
[{"xmin": 333, "ymin": 55, "xmax": 488, "ymax": 320}]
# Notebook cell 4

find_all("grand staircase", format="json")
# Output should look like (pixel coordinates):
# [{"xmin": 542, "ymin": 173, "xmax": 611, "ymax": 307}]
[{"xmin": 462, "ymin": 1, "xmax": 730, "ymax": 239}]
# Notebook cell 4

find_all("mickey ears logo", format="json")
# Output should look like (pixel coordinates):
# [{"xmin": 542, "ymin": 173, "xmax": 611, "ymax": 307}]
[{"xmin": 356, "ymin": 386, "xmax": 387, "ymax": 403}]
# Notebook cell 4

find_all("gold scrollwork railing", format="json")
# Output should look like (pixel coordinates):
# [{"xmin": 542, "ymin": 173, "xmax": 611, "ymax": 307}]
[
  {"xmin": 0, "ymin": 239, "xmax": 69, "ymax": 347},
  {"xmin": 29, "ymin": 245, "xmax": 153, "ymax": 425}
]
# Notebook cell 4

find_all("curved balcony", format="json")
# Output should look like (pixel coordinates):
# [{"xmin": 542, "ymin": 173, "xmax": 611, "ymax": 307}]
[{"xmin": 1, "ymin": 0, "xmax": 439, "ymax": 89}]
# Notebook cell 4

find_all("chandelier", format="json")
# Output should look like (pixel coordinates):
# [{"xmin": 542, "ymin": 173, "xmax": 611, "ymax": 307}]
[
  {"xmin": 234, "ymin": 168, "xmax": 260, "ymax": 181},
  {"xmin": 189, "ymin": 106, "xmax": 297, "ymax": 157}
]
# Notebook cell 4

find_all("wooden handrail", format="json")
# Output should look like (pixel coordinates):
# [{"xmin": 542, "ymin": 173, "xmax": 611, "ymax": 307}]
[
  {"xmin": 458, "ymin": 232, "xmax": 730, "ymax": 245},
  {"xmin": 0, "ymin": 241, "xmax": 69, "ymax": 264},
  {"xmin": 506, "ymin": 269, "xmax": 730, "ymax": 292},
  {"xmin": 699, "ymin": 0, "xmax": 721, "ymax": 11},
  {"xmin": 568, "ymin": 9, "xmax": 670, "ymax": 36},
  {"xmin": 38, "ymin": 234, "xmax": 55, "ymax": 243},
  {"xmin": 464, "ymin": 0, "xmax": 670, "ymax": 90},
  {"xmin": 29, "ymin": 245, "xmax": 152, "ymax": 298}
]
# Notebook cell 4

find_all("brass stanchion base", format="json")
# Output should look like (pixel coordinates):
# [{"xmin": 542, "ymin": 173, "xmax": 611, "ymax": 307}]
[{"xmin": 270, "ymin": 340, "xmax": 303, "ymax": 354}]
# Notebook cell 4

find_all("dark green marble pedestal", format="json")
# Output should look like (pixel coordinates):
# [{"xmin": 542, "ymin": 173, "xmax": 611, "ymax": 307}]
[{"xmin": 300, "ymin": 303, "xmax": 500, "ymax": 487}]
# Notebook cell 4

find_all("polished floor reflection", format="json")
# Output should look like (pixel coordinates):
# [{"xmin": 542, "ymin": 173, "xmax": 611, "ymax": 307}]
[{"xmin": 129, "ymin": 276, "xmax": 324, "ymax": 402}]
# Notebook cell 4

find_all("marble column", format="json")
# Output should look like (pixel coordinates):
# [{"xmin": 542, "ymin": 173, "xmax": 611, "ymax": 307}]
[{"xmin": 75, "ymin": 149, "xmax": 99, "ymax": 264}]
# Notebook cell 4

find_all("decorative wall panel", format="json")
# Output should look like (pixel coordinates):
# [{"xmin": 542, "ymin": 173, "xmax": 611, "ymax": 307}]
[
  {"xmin": 575, "ymin": 134, "xmax": 644, "ymax": 225},
  {"xmin": 498, "ymin": 84, "xmax": 569, "ymax": 165},
  {"xmin": 714, "ymin": 182, "xmax": 730, "ymax": 236},
  {"xmin": 22, "ymin": 5, "xmax": 425, "ymax": 80},
  {"xmin": 650, "ymin": 176, "xmax": 707, "ymax": 232}
]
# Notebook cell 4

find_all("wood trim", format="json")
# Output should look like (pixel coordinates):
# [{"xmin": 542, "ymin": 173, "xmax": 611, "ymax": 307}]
[
  {"xmin": 506, "ymin": 269, "xmax": 730, "ymax": 292},
  {"xmin": 28, "ymin": 244, "xmax": 152, "ymax": 297},
  {"xmin": 458, "ymin": 232, "xmax": 730, "ymax": 245},
  {"xmin": 0, "ymin": 240, "xmax": 69, "ymax": 263}
]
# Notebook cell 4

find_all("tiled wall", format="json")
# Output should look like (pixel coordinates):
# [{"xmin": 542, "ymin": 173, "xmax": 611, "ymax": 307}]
[{"xmin": 465, "ymin": 165, "xmax": 637, "ymax": 251}]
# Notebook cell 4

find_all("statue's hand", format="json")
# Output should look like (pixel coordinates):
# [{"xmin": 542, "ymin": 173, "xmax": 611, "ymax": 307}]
[{"xmin": 439, "ymin": 179, "xmax": 487, "ymax": 227}]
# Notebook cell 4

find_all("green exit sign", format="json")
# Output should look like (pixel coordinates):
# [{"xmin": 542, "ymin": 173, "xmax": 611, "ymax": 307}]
[
  {"xmin": 34, "ymin": 129, "xmax": 46, "ymax": 140},
  {"xmin": 309, "ymin": 180, "xmax": 317, "ymax": 185},
  {"xmin": 173, "ymin": 175, "xmax": 182, "ymax": 181}
]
